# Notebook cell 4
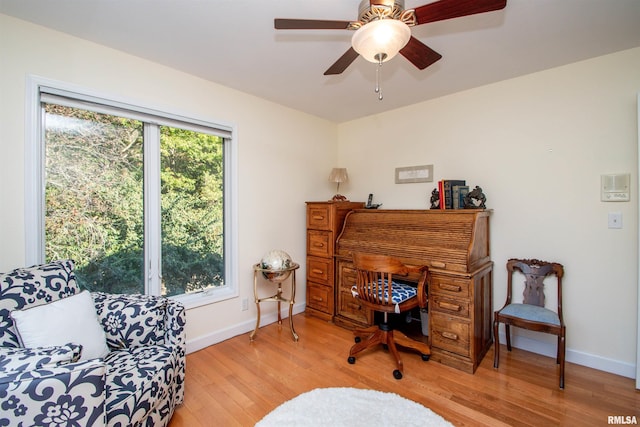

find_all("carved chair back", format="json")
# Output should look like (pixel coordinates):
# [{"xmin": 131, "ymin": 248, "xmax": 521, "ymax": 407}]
[{"xmin": 507, "ymin": 258, "xmax": 564, "ymax": 314}]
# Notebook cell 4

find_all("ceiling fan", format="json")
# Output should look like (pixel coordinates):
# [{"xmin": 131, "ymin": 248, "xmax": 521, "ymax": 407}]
[{"xmin": 274, "ymin": 0, "xmax": 507, "ymax": 76}]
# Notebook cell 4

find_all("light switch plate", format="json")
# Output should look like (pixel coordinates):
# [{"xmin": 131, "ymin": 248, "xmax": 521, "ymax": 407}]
[{"xmin": 608, "ymin": 212, "xmax": 622, "ymax": 229}]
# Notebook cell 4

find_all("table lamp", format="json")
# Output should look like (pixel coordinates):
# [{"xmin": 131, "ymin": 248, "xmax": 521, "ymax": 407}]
[{"xmin": 329, "ymin": 168, "xmax": 348, "ymax": 201}]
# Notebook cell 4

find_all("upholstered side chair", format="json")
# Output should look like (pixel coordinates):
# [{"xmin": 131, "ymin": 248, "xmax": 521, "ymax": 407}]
[{"xmin": 493, "ymin": 258, "xmax": 566, "ymax": 388}]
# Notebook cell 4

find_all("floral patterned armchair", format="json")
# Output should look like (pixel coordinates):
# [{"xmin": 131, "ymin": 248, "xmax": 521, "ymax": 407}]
[{"xmin": 0, "ymin": 260, "xmax": 186, "ymax": 427}]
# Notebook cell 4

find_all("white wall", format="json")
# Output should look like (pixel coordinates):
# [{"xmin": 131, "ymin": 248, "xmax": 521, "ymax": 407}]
[
  {"xmin": 338, "ymin": 47, "xmax": 640, "ymax": 377},
  {"xmin": 0, "ymin": 14, "xmax": 337, "ymax": 351}
]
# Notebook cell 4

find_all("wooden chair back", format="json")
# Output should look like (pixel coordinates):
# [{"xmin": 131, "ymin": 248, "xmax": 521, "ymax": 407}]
[
  {"xmin": 352, "ymin": 252, "xmax": 427, "ymax": 313},
  {"xmin": 506, "ymin": 258, "xmax": 564, "ymax": 316}
]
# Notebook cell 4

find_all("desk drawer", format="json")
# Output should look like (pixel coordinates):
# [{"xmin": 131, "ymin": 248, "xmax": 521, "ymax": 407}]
[
  {"xmin": 337, "ymin": 263, "xmax": 356, "ymax": 291},
  {"xmin": 430, "ymin": 295, "xmax": 470, "ymax": 318},
  {"xmin": 307, "ymin": 204, "xmax": 332, "ymax": 230},
  {"xmin": 337, "ymin": 289, "xmax": 369, "ymax": 325},
  {"xmin": 307, "ymin": 281, "xmax": 333, "ymax": 314},
  {"xmin": 307, "ymin": 256, "xmax": 333, "ymax": 284},
  {"xmin": 430, "ymin": 312, "xmax": 470, "ymax": 357},
  {"xmin": 430, "ymin": 275, "xmax": 470, "ymax": 298},
  {"xmin": 307, "ymin": 230, "xmax": 332, "ymax": 258}
]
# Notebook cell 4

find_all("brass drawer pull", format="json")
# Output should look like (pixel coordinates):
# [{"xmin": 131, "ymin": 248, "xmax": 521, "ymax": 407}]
[
  {"xmin": 439, "ymin": 283, "xmax": 461, "ymax": 292},
  {"xmin": 313, "ymin": 242, "xmax": 325, "ymax": 247},
  {"xmin": 312, "ymin": 296, "xmax": 324, "ymax": 302},
  {"xmin": 441, "ymin": 331, "xmax": 458, "ymax": 340},
  {"xmin": 438, "ymin": 301, "xmax": 461, "ymax": 311},
  {"xmin": 431, "ymin": 261, "xmax": 446, "ymax": 268},
  {"xmin": 311, "ymin": 268, "xmax": 324, "ymax": 274},
  {"xmin": 312, "ymin": 215, "xmax": 325, "ymax": 220}
]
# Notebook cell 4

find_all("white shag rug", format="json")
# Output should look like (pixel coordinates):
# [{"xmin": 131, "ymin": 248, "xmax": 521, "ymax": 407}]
[{"xmin": 255, "ymin": 387, "xmax": 453, "ymax": 427}]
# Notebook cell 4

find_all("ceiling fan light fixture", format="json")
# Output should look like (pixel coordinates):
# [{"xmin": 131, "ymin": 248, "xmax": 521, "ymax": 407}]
[{"xmin": 351, "ymin": 18, "xmax": 411, "ymax": 64}]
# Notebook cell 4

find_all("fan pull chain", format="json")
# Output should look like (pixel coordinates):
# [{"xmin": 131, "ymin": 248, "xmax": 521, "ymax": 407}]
[{"xmin": 375, "ymin": 56, "xmax": 383, "ymax": 101}]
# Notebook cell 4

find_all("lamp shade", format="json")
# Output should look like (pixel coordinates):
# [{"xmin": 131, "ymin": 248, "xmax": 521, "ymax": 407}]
[
  {"xmin": 351, "ymin": 19, "xmax": 411, "ymax": 64},
  {"xmin": 328, "ymin": 168, "xmax": 348, "ymax": 183}
]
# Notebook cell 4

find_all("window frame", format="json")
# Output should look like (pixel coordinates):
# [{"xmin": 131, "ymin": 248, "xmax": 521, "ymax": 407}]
[{"xmin": 24, "ymin": 75, "xmax": 239, "ymax": 309}]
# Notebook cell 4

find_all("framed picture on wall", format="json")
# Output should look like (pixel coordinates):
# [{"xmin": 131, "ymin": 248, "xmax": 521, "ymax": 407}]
[{"xmin": 395, "ymin": 165, "xmax": 433, "ymax": 184}]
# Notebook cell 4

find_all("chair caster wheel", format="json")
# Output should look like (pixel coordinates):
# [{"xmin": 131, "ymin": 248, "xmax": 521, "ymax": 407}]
[
  {"xmin": 421, "ymin": 354, "xmax": 430, "ymax": 361},
  {"xmin": 393, "ymin": 370, "xmax": 403, "ymax": 380},
  {"xmin": 348, "ymin": 356, "xmax": 356, "ymax": 364},
  {"xmin": 354, "ymin": 336, "xmax": 361, "ymax": 343}
]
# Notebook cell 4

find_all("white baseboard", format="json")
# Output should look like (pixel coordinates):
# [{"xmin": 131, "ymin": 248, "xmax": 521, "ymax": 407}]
[
  {"xmin": 498, "ymin": 332, "xmax": 636, "ymax": 379},
  {"xmin": 186, "ymin": 302, "xmax": 306, "ymax": 354}
]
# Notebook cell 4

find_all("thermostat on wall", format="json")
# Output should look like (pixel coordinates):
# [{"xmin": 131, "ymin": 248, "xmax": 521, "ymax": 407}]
[{"xmin": 601, "ymin": 173, "xmax": 630, "ymax": 202}]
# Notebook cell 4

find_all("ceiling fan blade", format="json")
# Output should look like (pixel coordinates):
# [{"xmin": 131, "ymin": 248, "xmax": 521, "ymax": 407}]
[
  {"xmin": 274, "ymin": 19, "xmax": 354, "ymax": 30},
  {"xmin": 324, "ymin": 47, "xmax": 360, "ymax": 75},
  {"xmin": 414, "ymin": 0, "xmax": 507, "ymax": 25},
  {"xmin": 400, "ymin": 37, "xmax": 442, "ymax": 70}
]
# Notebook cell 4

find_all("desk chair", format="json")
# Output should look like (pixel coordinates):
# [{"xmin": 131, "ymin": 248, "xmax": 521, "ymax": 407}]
[
  {"xmin": 347, "ymin": 252, "xmax": 431, "ymax": 380},
  {"xmin": 493, "ymin": 258, "xmax": 566, "ymax": 388}
]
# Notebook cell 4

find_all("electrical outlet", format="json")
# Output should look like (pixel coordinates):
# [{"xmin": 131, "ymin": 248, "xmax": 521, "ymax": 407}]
[{"xmin": 242, "ymin": 297, "xmax": 249, "ymax": 311}]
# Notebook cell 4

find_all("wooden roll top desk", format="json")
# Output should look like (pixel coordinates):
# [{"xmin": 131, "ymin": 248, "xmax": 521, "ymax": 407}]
[{"xmin": 334, "ymin": 209, "xmax": 493, "ymax": 373}]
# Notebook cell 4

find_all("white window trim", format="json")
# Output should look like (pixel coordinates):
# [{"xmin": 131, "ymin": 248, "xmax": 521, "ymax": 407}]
[
  {"xmin": 24, "ymin": 74, "xmax": 239, "ymax": 309},
  {"xmin": 144, "ymin": 123, "xmax": 162, "ymax": 295}
]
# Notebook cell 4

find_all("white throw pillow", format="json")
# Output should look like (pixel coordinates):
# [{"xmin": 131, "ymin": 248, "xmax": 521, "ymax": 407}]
[{"xmin": 11, "ymin": 290, "xmax": 110, "ymax": 361}]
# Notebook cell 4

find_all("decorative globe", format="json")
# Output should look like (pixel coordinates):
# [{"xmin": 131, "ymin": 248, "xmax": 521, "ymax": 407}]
[{"xmin": 260, "ymin": 250, "xmax": 293, "ymax": 282}]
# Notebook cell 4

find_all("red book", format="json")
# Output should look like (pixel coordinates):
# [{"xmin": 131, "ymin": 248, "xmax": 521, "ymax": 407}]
[{"xmin": 438, "ymin": 180, "xmax": 445, "ymax": 209}]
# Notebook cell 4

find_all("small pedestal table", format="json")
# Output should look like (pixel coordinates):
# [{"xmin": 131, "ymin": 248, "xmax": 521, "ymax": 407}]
[{"xmin": 250, "ymin": 262, "xmax": 300, "ymax": 342}]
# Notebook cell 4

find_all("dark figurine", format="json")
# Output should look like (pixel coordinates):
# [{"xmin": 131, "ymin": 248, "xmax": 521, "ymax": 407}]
[
  {"xmin": 430, "ymin": 189, "xmax": 440, "ymax": 209},
  {"xmin": 464, "ymin": 186, "xmax": 486, "ymax": 209}
]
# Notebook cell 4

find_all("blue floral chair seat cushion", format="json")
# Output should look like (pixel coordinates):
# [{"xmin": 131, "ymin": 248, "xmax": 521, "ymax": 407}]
[
  {"xmin": 498, "ymin": 303, "xmax": 560, "ymax": 326},
  {"xmin": 105, "ymin": 345, "xmax": 179, "ymax": 426},
  {"xmin": 352, "ymin": 279, "xmax": 417, "ymax": 313}
]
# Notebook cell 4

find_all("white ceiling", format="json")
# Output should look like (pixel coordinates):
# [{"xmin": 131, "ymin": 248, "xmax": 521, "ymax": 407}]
[{"xmin": 2, "ymin": 0, "xmax": 640, "ymax": 123}]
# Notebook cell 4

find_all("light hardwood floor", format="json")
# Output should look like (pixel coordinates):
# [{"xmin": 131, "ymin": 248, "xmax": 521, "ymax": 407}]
[{"xmin": 168, "ymin": 313, "xmax": 639, "ymax": 426}]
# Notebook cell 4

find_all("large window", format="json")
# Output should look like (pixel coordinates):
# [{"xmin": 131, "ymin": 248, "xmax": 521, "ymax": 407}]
[{"xmin": 26, "ymin": 78, "xmax": 237, "ymax": 306}]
